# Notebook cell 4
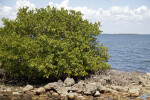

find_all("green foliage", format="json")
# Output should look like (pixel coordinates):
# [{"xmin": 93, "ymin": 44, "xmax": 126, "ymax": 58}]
[{"xmin": 0, "ymin": 6, "xmax": 110, "ymax": 78}]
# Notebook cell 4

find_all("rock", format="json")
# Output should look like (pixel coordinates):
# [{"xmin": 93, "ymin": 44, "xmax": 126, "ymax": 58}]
[
  {"xmin": 97, "ymin": 84, "xmax": 107, "ymax": 93},
  {"xmin": 139, "ymin": 76, "xmax": 147, "ymax": 86},
  {"xmin": 46, "ymin": 91, "xmax": 51, "ymax": 96},
  {"xmin": 64, "ymin": 77, "xmax": 75, "ymax": 87},
  {"xmin": 104, "ymin": 76, "xmax": 111, "ymax": 84},
  {"xmin": 44, "ymin": 82, "xmax": 58, "ymax": 90},
  {"xmin": 39, "ymin": 94, "xmax": 48, "ymax": 99},
  {"xmin": 60, "ymin": 95, "xmax": 68, "ymax": 100},
  {"xmin": 86, "ymin": 96, "xmax": 93, "ymax": 100},
  {"xmin": 68, "ymin": 92, "xmax": 78, "ymax": 99},
  {"xmin": 52, "ymin": 92, "xmax": 59, "ymax": 98},
  {"xmin": 71, "ymin": 80, "xmax": 85, "ymax": 92},
  {"xmin": 75, "ymin": 96, "xmax": 86, "ymax": 100},
  {"xmin": 111, "ymin": 86, "xmax": 128, "ymax": 92},
  {"xmin": 56, "ymin": 86, "xmax": 68, "ymax": 96},
  {"xmin": 98, "ymin": 79, "xmax": 106, "ymax": 85},
  {"xmin": 78, "ymin": 80, "xmax": 85, "ymax": 85},
  {"xmin": 94, "ymin": 91, "xmax": 100, "ymax": 97},
  {"xmin": 36, "ymin": 87, "xmax": 45, "ymax": 94},
  {"xmin": 23, "ymin": 85, "xmax": 33, "ymax": 91},
  {"xmin": 58, "ymin": 79, "xmax": 63, "ymax": 83},
  {"xmin": 112, "ymin": 90, "xmax": 119, "ymax": 95},
  {"xmin": 32, "ymin": 96, "xmax": 39, "ymax": 100},
  {"xmin": 11, "ymin": 96, "xmax": 20, "ymax": 100},
  {"xmin": 83, "ymin": 82, "xmax": 97, "ymax": 95},
  {"xmin": 136, "ymin": 97, "xmax": 143, "ymax": 100},
  {"xmin": 72, "ymin": 84, "xmax": 83, "ymax": 92},
  {"xmin": 146, "ymin": 97, "xmax": 150, "ymax": 100},
  {"xmin": 128, "ymin": 89, "xmax": 139, "ymax": 97},
  {"xmin": 13, "ymin": 92, "xmax": 20, "ymax": 95},
  {"xmin": 25, "ymin": 90, "xmax": 34, "ymax": 96},
  {"xmin": 146, "ymin": 73, "xmax": 150, "ymax": 76},
  {"xmin": 57, "ymin": 79, "xmax": 65, "ymax": 86},
  {"xmin": 50, "ymin": 90, "xmax": 55, "ymax": 94},
  {"xmin": 6, "ymin": 88, "xmax": 11, "ymax": 92}
]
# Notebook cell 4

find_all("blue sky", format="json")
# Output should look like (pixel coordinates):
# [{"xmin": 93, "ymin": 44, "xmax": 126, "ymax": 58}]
[{"xmin": 0, "ymin": 0, "xmax": 150, "ymax": 34}]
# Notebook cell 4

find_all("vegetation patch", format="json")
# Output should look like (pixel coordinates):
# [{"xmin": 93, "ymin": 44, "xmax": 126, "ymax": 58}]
[{"xmin": 0, "ymin": 6, "xmax": 110, "ymax": 79}]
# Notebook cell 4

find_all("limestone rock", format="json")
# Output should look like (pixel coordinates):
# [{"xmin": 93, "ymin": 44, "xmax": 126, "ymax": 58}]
[
  {"xmin": 60, "ymin": 95, "xmax": 68, "ymax": 100},
  {"xmin": 52, "ymin": 92, "xmax": 59, "ymax": 98},
  {"xmin": 39, "ymin": 94, "xmax": 48, "ymax": 98},
  {"xmin": 146, "ymin": 97, "xmax": 150, "ymax": 100},
  {"xmin": 98, "ymin": 79, "xmax": 106, "ymax": 85},
  {"xmin": 57, "ymin": 79, "xmax": 63, "ymax": 84},
  {"xmin": 83, "ymin": 82, "xmax": 97, "ymax": 95},
  {"xmin": 97, "ymin": 84, "xmax": 107, "ymax": 93},
  {"xmin": 111, "ymin": 86, "xmax": 128, "ymax": 92},
  {"xmin": 44, "ymin": 82, "xmax": 58, "ymax": 90},
  {"xmin": 36, "ymin": 87, "xmax": 45, "ymax": 94},
  {"xmin": 94, "ymin": 91, "xmax": 100, "ymax": 97},
  {"xmin": 50, "ymin": 90, "xmax": 55, "ymax": 94},
  {"xmin": 78, "ymin": 80, "xmax": 85, "ymax": 85},
  {"xmin": 68, "ymin": 92, "xmax": 78, "ymax": 99},
  {"xmin": 13, "ymin": 92, "xmax": 19, "ymax": 95},
  {"xmin": 32, "ymin": 96, "xmax": 39, "ymax": 100},
  {"xmin": 6, "ymin": 88, "xmax": 11, "ymax": 92},
  {"xmin": 128, "ymin": 89, "xmax": 139, "ymax": 97},
  {"xmin": 76, "ymin": 96, "xmax": 86, "ymax": 100},
  {"xmin": 71, "ymin": 80, "xmax": 85, "ymax": 92},
  {"xmin": 64, "ymin": 77, "xmax": 75, "ymax": 87},
  {"xmin": 56, "ymin": 86, "xmax": 68, "ymax": 96},
  {"xmin": 23, "ymin": 85, "xmax": 33, "ymax": 91},
  {"xmin": 146, "ymin": 73, "xmax": 150, "ymax": 76}
]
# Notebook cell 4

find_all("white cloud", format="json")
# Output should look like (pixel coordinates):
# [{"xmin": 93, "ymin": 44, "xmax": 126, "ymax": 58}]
[
  {"xmin": 0, "ymin": 3, "xmax": 12, "ymax": 16},
  {"xmin": 135, "ymin": 5, "xmax": 147, "ymax": 14},
  {"xmin": 16, "ymin": 0, "xmax": 35, "ymax": 9},
  {"xmin": 47, "ymin": 0, "xmax": 150, "ymax": 24},
  {"xmin": 0, "ymin": 0, "xmax": 35, "ymax": 21},
  {"xmin": 0, "ymin": 0, "xmax": 150, "ymax": 33}
]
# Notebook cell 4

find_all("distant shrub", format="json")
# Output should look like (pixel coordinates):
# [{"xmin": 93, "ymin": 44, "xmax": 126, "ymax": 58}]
[{"xmin": 0, "ymin": 6, "xmax": 110, "ymax": 78}]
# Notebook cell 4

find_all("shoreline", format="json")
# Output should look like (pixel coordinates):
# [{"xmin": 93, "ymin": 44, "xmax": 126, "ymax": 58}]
[{"xmin": 0, "ymin": 69, "xmax": 150, "ymax": 100}]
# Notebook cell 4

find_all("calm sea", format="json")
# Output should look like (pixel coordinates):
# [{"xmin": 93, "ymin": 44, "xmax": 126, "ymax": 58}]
[{"xmin": 97, "ymin": 34, "xmax": 150, "ymax": 73}]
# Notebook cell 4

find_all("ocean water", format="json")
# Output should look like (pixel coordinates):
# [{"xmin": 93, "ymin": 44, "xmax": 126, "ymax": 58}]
[{"xmin": 97, "ymin": 34, "xmax": 150, "ymax": 73}]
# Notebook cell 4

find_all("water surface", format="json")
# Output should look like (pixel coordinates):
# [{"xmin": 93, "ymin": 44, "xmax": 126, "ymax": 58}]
[{"xmin": 98, "ymin": 34, "xmax": 150, "ymax": 73}]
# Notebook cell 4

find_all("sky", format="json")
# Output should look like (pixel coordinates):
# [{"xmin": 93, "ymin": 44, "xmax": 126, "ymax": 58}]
[{"xmin": 0, "ymin": 0, "xmax": 150, "ymax": 34}]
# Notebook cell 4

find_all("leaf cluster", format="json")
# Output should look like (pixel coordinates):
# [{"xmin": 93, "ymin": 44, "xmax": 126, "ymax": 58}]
[{"xmin": 0, "ymin": 6, "xmax": 110, "ymax": 78}]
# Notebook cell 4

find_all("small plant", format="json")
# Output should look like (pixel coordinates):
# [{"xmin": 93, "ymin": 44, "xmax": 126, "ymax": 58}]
[{"xmin": 0, "ymin": 6, "xmax": 110, "ymax": 78}]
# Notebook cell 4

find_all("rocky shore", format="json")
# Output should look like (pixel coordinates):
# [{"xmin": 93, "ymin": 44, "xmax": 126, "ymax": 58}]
[{"xmin": 0, "ymin": 70, "xmax": 150, "ymax": 100}]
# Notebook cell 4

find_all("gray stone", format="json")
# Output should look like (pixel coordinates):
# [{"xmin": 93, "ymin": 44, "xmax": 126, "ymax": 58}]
[
  {"xmin": 64, "ymin": 77, "xmax": 75, "ymax": 87},
  {"xmin": 44, "ymin": 82, "xmax": 58, "ymax": 90},
  {"xmin": 146, "ymin": 73, "xmax": 150, "ymax": 76},
  {"xmin": 98, "ymin": 79, "xmax": 106, "ymax": 85},
  {"xmin": 52, "ymin": 92, "xmax": 59, "ymax": 98},
  {"xmin": 128, "ymin": 89, "xmax": 139, "ymax": 97},
  {"xmin": 6, "ymin": 88, "xmax": 11, "ymax": 92},
  {"xmin": 36, "ymin": 87, "xmax": 45, "ymax": 94},
  {"xmin": 111, "ymin": 86, "xmax": 128, "ymax": 92},
  {"xmin": 78, "ymin": 80, "xmax": 85, "ymax": 85},
  {"xmin": 23, "ymin": 85, "xmax": 33, "ymax": 91},
  {"xmin": 71, "ymin": 84, "xmax": 83, "ymax": 92},
  {"xmin": 76, "ymin": 96, "xmax": 86, "ymax": 100},
  {"xmin": 57, "ymin": 79, "xmax": 63, "ymax": 83},
  {"xmin": 94, "ymin": 91, "xmax": 100, "ymax": 97},
  {"xmin": 71, "ymin": 80, "xmax": 85, "ymax": 92},
  {"xmin": 68, "ymin": 92, "xmax": 78, "ymax": 99},
  {"xmin": 13, "ymin": 92, "xmax": 19, "ymax": 95},
  {"xmin": 56, "ymin": 86, "xmax": 69, "ymax": 96},
  {"xmin": 97, "ymin": 83, "xmax": 107, "ymax": 92},
  {"xmin": 83, "ymin": 82, "xmax": 97, "ymax": 95}
]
